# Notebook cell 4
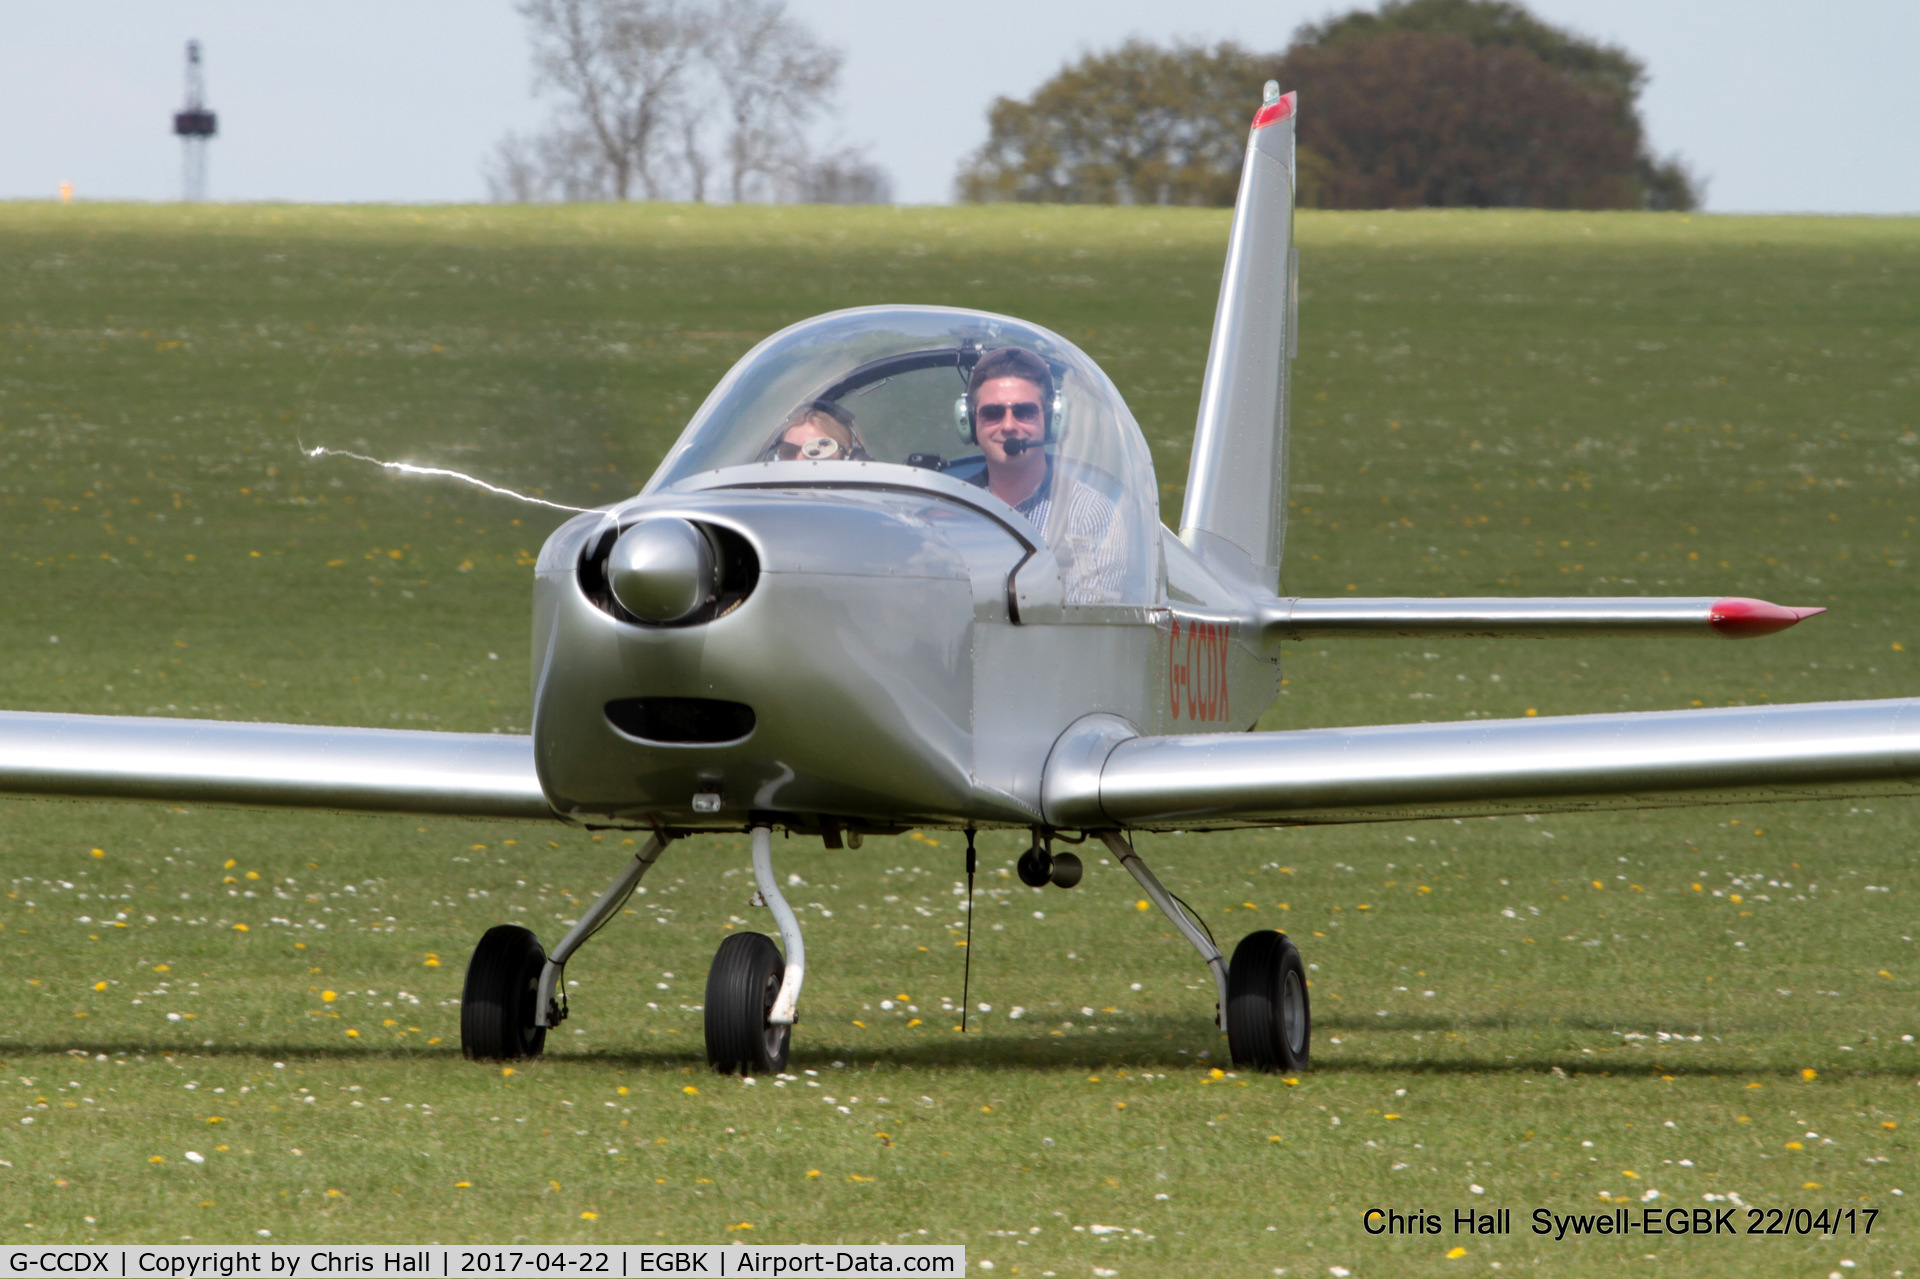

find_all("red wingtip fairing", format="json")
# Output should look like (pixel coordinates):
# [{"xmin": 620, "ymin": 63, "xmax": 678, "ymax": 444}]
[
  {"xmin": 1251, "ymin": 91, "xmax": 1297, "ymax": 130},
  {"xmin": 1709, "ymin": 597, "xmax": 1827, "ymax": 638}
]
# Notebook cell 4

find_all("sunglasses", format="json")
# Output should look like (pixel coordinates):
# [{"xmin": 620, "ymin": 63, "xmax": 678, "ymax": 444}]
[
  {"xmin": 775, "ymin": 436, "xmax": 847, "ymax": 461},
  {"xmin": 976, "ymin": 401, "xmax": 1042, "ymax": 426}
]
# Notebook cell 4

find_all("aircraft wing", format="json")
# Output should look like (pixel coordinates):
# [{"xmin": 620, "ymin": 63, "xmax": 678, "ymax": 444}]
[
  {"xmin": 0, "ymin": 711, "xmax": 551, "ymax": 821},
  {"xmin": 1042, "ymin": 700, "xmax": 1920, "ymax": 829}
]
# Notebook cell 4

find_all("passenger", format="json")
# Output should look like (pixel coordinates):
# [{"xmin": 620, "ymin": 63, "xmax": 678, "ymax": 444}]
[
  {"xmin": 965, "ymin": 347, "xmax": 1124, "ymax": 602},
  {"xmin": 762, "ymin": 400, "xmax": 869, "ymax": 462}
]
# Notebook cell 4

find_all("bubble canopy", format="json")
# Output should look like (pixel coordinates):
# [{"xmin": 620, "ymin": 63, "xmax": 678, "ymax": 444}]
[{"xmin": 646, "ymin": 306, "xmax": 1161, "ymax": 605}]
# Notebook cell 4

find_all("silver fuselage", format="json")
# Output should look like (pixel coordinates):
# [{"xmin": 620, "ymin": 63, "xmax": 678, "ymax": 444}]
[{"xmin": 529, "ymin": 463, "xmax": 1278, "ymax": 833}]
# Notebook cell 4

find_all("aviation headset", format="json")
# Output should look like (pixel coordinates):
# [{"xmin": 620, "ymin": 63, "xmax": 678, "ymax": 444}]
[{"xmin": 954, "ymin": 347, "xmax": 1065, "ymax": 446}]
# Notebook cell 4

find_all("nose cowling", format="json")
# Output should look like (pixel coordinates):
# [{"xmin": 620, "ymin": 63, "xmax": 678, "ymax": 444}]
[{"xmin": 608, "ymin": 518, "xmax": 717, "ymax": 623}]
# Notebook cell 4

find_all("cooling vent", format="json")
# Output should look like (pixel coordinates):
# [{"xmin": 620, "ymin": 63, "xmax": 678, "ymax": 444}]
[{"xmin": 605, "ymin": 697, "xmax": 756, "ymax": 745}]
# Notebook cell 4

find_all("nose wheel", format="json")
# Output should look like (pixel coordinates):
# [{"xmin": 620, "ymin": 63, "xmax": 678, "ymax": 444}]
[
  {"xmin": 705, "ymin": 931, "xmax": 791, "ymax": 1074},
  {"xmin": 1225, "ymin": 930, "xmax": 1311, "ymax": 1072},
  {"xmin": 460, "ymin": 924, "xmax": 549, "ymax": 1061}
]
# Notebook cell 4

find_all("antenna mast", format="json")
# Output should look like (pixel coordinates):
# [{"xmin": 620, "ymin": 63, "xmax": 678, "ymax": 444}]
[{"xmin": 172, "ymin": 40, "xmax": 218, "ymax": 201}]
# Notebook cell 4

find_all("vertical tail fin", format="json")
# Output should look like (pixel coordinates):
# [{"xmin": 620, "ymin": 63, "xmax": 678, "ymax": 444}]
[{"xmin": 1179, "ymin": 83, "xmax": 1297, "ymax": 596}]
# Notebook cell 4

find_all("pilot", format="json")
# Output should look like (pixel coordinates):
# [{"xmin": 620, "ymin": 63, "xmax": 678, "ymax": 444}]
[
  {"xmin": 763, "ymin": 399, "xmax": 869, "ymax": 462},
  {"xmin": 965, "ymin": 347, "xmax": 1124, "ymax": 601}
]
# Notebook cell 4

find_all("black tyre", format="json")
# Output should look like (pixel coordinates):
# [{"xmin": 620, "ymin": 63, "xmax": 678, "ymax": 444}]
[
  {"xmin": 705, "ymin": 931, "xmax": 790, "ymax": 1075},
  {"xmin": 460, "ymin": 924, "xmax": 548, "ymax": 1061},
  {"xmin": 1226, "ymin": 930, "xmax": 1310, "ymax": 1072}
]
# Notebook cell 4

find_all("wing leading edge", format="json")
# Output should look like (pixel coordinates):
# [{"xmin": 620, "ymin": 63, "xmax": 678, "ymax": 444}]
[
  {"xmin": 0, "ymin": 711, "xmax": 551, "ymax": 821},
  {"xmin": 1042, "ymin": 700, "xmax": 1920, "ymax": 829}
]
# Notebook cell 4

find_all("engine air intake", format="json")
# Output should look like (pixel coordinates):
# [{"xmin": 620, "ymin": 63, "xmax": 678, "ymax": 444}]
[{"xmin": 605, "ymin": 697, "xmax": 756, "ymax": 745}]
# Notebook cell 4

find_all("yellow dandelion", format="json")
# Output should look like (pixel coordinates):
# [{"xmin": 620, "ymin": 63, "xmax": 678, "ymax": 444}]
[
  {"xmin": 455, "ymin": 1182, "xmax": 471, "ymax": 1189},
  {"xmin": 1785, "ymin": 1142, "xmax": 1804, "ymax": 1150},
  {"xmin": 1135, "ymin": 900, "xmax": 1150, "ymax": 912},
  {"xmin": 344, "ymin": 1029, "xmax": 359, "ymax": 1038},
  {"xmin": 1268, "ymin": 1135, "xmax": 1282, "ymax": 1143},
  {"xmin": 682, "ymin": 1085, "xmax": 699, "ymax": 1095},
  {"xmin": 91, "ymin": 849, "xmax": 104, "ymax": 859},
  {"xmin": 1208, "ymin": 1067, "xmax": 1225, "ymax": 1080},
  {"xmin": 727, "ymin": 1223, "xmax": 753, "ymax": 1232},
  {"xmin": 847, "ymin": 1175, "xmax": 873, "ymax": 1183},
  {"xmin": 92, "ymin": 981, "xmax": 107, "ymax": 991},
  {"xmin": 1883, "ymin": 1121, "xmax": 1898, "ymax": 1130},
  {"xmin": 805, "ymin": 1170, "xmax": 820, "ymax": 1179},
  {"xmin": 1446, "ymin": 1246, "xmax": 1467, "ymax": 1259},
  {"xmin": 580, "ymin": 1212, "xmax": 598, "ymax": 1221},
  {"xmin": 1621, "ymin": 1170, "xmax": 1638, "ymax": 1178},
  {"xmin": 321, "ymin": 990, "xmax": 337, "ymax": 1003},
  {"xmin": 149, "ymin": 1156, "xmax": 166, "ymax": 1164},
  {"xmin": 326, "ymin": 1189, "xmax": 342, "ymax": 1198},
  {"xmin": 1801, "ymin": 1068, "xmax": 1817, "ymax": 1082},
  {"xmin": 1802, "ymin": 1182, "xmax": 1821, "ymax": 1190},
  {"xmin": 1384, "ymin": 1114, "xmax": 1401, "ymax": 1120},
  {"xmin": 907, "ymin": 1018, "xmax": 922, "ymax": 1027},
  {"xmin": 502, "ymin": 1067, "xmax": 516, "ymax": 1077},
  {"xmin": 232, "ymin": 923, "xmax": 249, "ymax": 932}
]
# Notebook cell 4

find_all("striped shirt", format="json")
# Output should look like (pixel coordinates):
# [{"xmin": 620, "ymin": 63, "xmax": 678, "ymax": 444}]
[{"xmin": 992, "ymin": 465, "xmax": 1128, "ymax": 605}]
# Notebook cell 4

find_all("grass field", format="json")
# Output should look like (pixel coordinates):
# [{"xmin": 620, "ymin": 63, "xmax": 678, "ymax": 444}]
[{"xmin": 0, "ymin": 201, "xmax": 1916, "ymax": 1276}]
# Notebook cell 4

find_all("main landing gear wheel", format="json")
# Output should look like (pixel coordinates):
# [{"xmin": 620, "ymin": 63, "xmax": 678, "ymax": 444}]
[
  {"xmin": 1226, "ymin": 930, "xmax": 1310, "ymax": 1072},
  {"xmin": 705, "ymin": 931, "xmax": 790, "ymax": 1075},
  {"xmin": 461, "ymin": 924, "xmax": 549, "ymax": 1061}
]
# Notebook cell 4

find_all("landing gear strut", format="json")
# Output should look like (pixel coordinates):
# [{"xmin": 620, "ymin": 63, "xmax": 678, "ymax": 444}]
[
  {"xmin": 705, "ymin": 824, "xmax": 805, "ymax": 1074},
  {"xmin": 1097, "ymin": 829, "xmax": 1312, "ymax": 1071},
  {"xmin": 458, "ymin": 832, "xmax": 673, "ymax": 1062}
]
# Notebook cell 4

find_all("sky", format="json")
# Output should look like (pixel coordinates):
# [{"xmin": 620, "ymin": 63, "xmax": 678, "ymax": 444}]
[{"xmin": 2, "ymin": 0, "xmax": 1915, "ymax": 213}]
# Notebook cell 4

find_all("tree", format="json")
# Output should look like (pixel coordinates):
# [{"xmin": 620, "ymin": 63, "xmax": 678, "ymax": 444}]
[
  {"xmin": 515, "ymin": 0, "xmax": 707, "ymax": 200},
  {"xmin": 956, "ymin": 0, "xmax": 1700, "ymax": 212},
  {"xmin": 707, "ymin": 0, "xmax": 843, "ymax": 202},
  {"xmin": 1283, "ymin": 31, "xmax": 1642, "ymax": 209},
  {"xmin": 1291, "ymin": 0, "xmax": 1700, "ymax": 209},
  {"xmin": 1298, "ymin": 0, "xmax": 1644, "ymax": 103},
  {"xmin": 957, "ymin": 41, "xmax": 1267, "ymax": 206},
  {"xmin": 489, "ymin": 0, "xmax": 876, "ymax": 204},
  {"xmin": 482, "ymin": 127, "xmax": 615, "ymax": 202},
  {"xmin": 789, "ymin": 149, "xmax": 892, "ymax": 204}
]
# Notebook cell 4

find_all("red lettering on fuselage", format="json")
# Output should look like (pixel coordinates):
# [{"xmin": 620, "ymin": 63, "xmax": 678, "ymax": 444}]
[{"xmin": 1168, "ymin": 617, "xmax": 1231, "ymax": 723}]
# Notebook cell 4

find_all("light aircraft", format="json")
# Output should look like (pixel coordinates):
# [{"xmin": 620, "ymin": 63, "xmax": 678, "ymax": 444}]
[{"xmin": 3, "ymin": 85, "xmax": 1916, "ymax": 1076}]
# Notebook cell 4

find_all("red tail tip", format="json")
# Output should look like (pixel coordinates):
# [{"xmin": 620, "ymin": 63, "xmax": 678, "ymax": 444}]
[
  {"xmin": 1252, "ymin": 92, "xmax": 1297, "ymax": 131},
  {"xmin": 1710, "ymin": 597, "xmax": 1826, "ymax": 639}
]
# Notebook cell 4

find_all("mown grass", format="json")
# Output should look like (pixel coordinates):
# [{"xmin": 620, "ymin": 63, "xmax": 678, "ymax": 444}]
[{"xmin": 0, "ymin": 201, "xmax": 1915, "ymax": 1275}]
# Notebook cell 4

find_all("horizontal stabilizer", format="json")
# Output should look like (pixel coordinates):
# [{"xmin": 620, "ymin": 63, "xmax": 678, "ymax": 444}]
[
  {"xmin": 0, "ymin": 711, "xmax": 552, "ymax": 820},
  {"xmin": 1262, "ymin": 596, "xmax": 1824, "ymax": 642},
  {"xmin": 1042, "ymin": 699, "xmax": 1920, "ymax": 829}
]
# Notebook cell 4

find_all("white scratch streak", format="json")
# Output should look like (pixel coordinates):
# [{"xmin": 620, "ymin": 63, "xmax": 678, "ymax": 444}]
[{"xmin": 305, "ymin": 447, "xmax": 592, "ymax": 513}]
